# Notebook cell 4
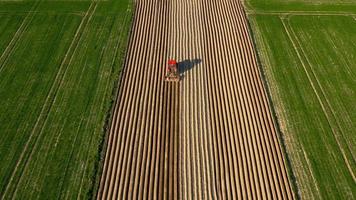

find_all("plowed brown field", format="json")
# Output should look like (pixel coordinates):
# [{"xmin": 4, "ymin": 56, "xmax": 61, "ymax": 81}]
[{"xmin": 97, "ymin": 0, "xmax": 294, "ymax": 199}]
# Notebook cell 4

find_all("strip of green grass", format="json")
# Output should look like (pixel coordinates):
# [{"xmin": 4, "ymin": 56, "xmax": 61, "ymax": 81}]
[
  {"xmin": 0, "ymin": 14, "xmax": 82, "ymax": 196},
  {"xmin": 249, "ymin": 15, "xmax": 355, "ymax": 199},
  {"xmin": 0, "ymin": 0, "xmax": 132, "ymax": 199},
  {"xmin": 0, "ymin": 1, "xmax": 90, "ymax": 13},
  {"xmin": 0, "ymin": 14, "xmax": 24, "ymax": 54},
  {"xmin": 287, "ymin": 15, "xmax": 355, "ymax": 158},
  {"xmin": 246, "ymin": 0, "xmax": 356, "ymax": 13},
  {"xmin": 0, "ymin": 2, "xmax": 34, "ymax": 13}
]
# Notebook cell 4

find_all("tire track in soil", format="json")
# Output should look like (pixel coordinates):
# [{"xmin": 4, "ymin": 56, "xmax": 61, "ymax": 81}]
[{"xmin": 97, "ymin": 0, "xmax": 294, "ymax": 199}]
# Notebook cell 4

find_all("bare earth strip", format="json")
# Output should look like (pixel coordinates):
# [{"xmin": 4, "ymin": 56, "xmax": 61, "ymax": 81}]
[{"xmin": 98, "ymin": 0, "xmax": 294, "ymax": 199}]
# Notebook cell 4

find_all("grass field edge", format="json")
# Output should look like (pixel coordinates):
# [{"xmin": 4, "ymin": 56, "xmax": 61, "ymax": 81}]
[
  {"xmin": 244, "ymin": 1, "xmax": 356, "ymax": 14},
  {"xmin": 89, "ymin": 2, "xmax": 135, "ymax": 199},
  {"xmin": 245, "ymin": 14, "xmax": 301, "ymax": 200}
]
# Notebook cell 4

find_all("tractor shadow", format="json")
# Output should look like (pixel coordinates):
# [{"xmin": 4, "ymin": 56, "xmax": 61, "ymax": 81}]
[{"xmin": 178, "ymin": 59, "xmax": 202, "ymax": 79}]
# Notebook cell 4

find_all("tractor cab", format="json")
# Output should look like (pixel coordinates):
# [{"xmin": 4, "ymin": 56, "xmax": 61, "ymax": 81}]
[{"xmin": 165, "ymin": 59, "xmax": 180, "ymax": 82}]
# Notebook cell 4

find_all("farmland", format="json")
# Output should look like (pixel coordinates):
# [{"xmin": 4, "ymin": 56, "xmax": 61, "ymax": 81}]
[
  {"xmin": 98, "ymin": 0, "xmax": 295, "ymax": 199},
  {"xmin": 247, "ymin": 0, "xmax": 356, "ymax": 199},
  {"xmin": 1, "ymin": 0, "xmax": 354, "ymax": 198},
  {"xmin": 0, "ymin": 0, "xmax": 132, "ymax": 199}
]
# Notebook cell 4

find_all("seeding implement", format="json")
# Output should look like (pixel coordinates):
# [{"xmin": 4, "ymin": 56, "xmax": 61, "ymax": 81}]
[{"xmin": 165, "ymin": 59, "xmax": 180, "ymax": 81}]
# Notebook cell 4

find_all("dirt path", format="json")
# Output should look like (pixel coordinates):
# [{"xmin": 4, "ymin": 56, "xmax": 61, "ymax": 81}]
[{"xmin": 97, "ymin": 0, "xmax": 294, "ymax": 199}]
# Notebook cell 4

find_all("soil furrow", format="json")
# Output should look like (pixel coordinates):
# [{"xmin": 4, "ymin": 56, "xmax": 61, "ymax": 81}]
[{"xmin": 97, "ymin": 0, "xmax": 294, "ymax": 199}]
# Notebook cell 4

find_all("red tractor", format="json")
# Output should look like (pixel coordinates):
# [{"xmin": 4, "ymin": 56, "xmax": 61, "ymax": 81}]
[{"xmin": 165, "ymin": 59, "xmax": 180, "ymax": 82}]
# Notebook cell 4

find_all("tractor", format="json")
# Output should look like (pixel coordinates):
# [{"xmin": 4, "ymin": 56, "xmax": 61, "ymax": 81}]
[{"xmin": 164, "ymin": 59, "xmax": 180, "ymax": 82}]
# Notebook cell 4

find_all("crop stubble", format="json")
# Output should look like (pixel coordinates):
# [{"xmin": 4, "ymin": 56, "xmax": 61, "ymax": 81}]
[{"xmin": 98, "ymin": 0, "xmax": 294, "ymax": 199}]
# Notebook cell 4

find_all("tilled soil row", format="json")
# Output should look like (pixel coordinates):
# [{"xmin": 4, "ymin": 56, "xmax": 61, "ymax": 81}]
[
  {"xmin": 98, "ymin": 0, "xmax": 294, "ymax": 199},
  {"xmin": 175, "ymin": 0, "xmax": 294, "ymax": 199},
  {"xmin": 97, "ymin": 0, "xmax": 179, "ymax": 199}
]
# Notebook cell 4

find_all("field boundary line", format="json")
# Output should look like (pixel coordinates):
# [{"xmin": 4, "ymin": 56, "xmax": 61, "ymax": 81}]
[
  {"xmin": 89, "ymin": 4, "xmax": 134, "ymax": 199},
  {"xmin": 76, "ymin": 8, "xmax": 131, "ymax": 199},
  {"xmin": 281, "ymin": 17, "xmax": 356, "ymax": 181},
  {"xmin": 95, "ymin": 2, "xmax": 137, "ymax": 199},
  {"xmin": 246, "ymin": 15, "xmax": 301, "ymax": 200},
  {"xmin": 0, "ymin": 1, "xmax": 40, "ymax": 74},
  {"xmin": 1, "ymin": 2, "xmax": 98, "ymax": 198}
]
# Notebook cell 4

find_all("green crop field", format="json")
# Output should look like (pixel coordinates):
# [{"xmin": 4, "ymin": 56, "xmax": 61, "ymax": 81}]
[
  {"xmin": 247, "ymin": 0, "xmax": 356, "ymax": 199},
  {"xmin": 0, "ymin": 0, "xmax": 132, "ymax": 199},
  {"xmin": 246, "ymin": 0, "xmax": 356, "ymax": 12}
]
